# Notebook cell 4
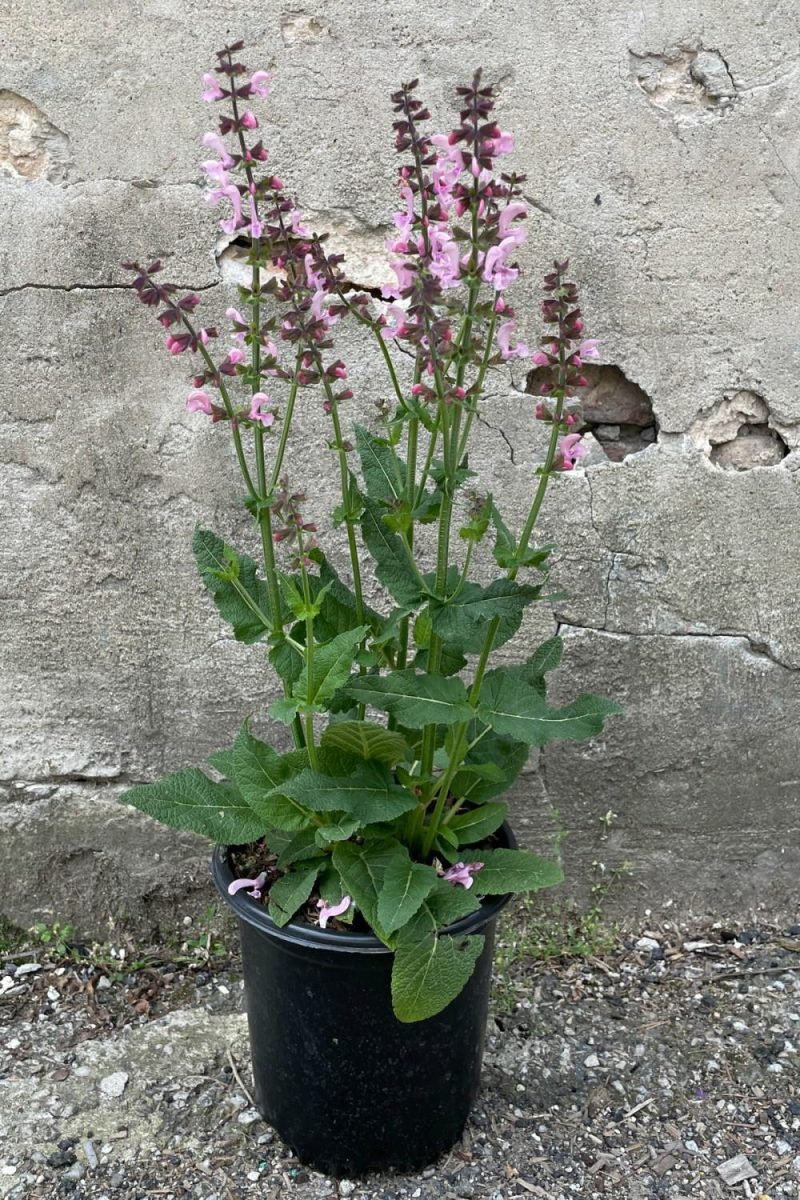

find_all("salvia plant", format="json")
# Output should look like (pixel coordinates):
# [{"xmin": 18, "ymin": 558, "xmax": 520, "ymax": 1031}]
[{"xmin": 122, "ymin": 42, "xmax": 620, "ymax": 1022}]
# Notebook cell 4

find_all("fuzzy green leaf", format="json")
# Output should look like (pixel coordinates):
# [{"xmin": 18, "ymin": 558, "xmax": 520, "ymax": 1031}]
[
  {"xmin": 361, "ymin": 497, "xmax": 423, "ymax": 606},
  {"xmin": 320, "ymin": 721, "xmax": 410, "ymax": 766},
  {"xmin": 232, "ymin": 725, "xmax": 312, "ymax": 830},
  {"xmin": 470, "ymin": 848, "xmax": 564, "ymax": 895},
  {"xmin": 193, "ymin": 527, "xmax": 272, "ymax": 643},
  {"xmin": 314, "ymin": 815, "xmax": 362, "ymax": 843},
  {"xmin": 477, "ymin": 674, "xmax": 621, "ymax": 746},
  {"xmin": 341, "ymin": 669, "xmax": 474, "ymax": 728},
  {"xmin": 295, "ymin": 625, "xmax": 370, "ymax": 708},
  {"xmin": 121, "ymin": 770, "xmax": 264, "ymax": 843},
  {"xmin": 391, "ymin": 908, "xmax": 484, "ymax": 1023},
  {"xmin": 377, "ymin": 853, "xmax": 438, "ymax": 936},
  {"xmin": 428, "ymin": 579, "xmax": 542, "ymax": 652},
  {"xmin": 332, "ymin": 838, "xmax": 402, "ymax": 941},
  {"xmin": 355, "ymin": 424, "xmax": 407, "ymax": 503},
  {"xmin": 448, "ymin": 802, "xmax": 508, "ymax": 847},
  {"xmin": 276, "ymin": 828, "xmax": 326, "ymax": 868},
  {"xmin": 268, "ymin": 862, "xmax": 321, "ymax": 927},
  {"xmin": 275, "ymin": 762, "xmax": 416, "ymax": 824}
]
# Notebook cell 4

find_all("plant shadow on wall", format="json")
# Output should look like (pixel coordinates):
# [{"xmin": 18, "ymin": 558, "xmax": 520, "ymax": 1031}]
[{"xmin": 118, "ymin": 40, "xmax": 621, "ymax": 1176}]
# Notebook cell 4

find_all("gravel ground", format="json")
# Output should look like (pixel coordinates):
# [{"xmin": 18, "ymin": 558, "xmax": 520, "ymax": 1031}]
[{"xmin": 1, "ymin": 910, "xmax": 799, "ymax": 1200}]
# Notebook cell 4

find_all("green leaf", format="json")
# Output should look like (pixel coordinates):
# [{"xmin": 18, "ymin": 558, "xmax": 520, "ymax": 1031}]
[
  {"xmin": 315, "ymin": 815, "xmax": 362, "ymax": 843},
  {"xmin": 207, "ymin": 747, "xmax": 236, "ymax": 777},
  {"xmin": 232, "ymin": 725, "xmax": 312, "ymax": 830},
  {"xmin": 320, "ymin": 721, "xmax": 410, "ymax": 766},
  {"xmin": 294, "ymin": 625, "xmax": 370, "ymax": 709},
  {"xmin": 193, "ymin": 527, "xmax": 272, "ymax": 644},
  {"xmin": 268, "ymin": 862, "xmax": 321, "ymax": 927},
  {"xmin": 377, "ymin": 852, "xmax": 438, "ymax": 936},
  {"xmin": 332, "ymin": 838, "xmax": 402, "ymax": 940},
  {"xmin": 477, "ymin": 674, "xmax": 621, "ymax": 746},
  {"xmin": 308, "ymin": 552, "xmax": 383, "ymax": 640},
  {"xmin": 275, "ymin": 762, "xmax": 416, "ymax": 824},
  {"xmin": 355, "ymin": 423, "xmax": 407, "ymax": 503},
  {"xmin": 318, "ymin": 861, "xmax": 355, "ymax": 924},
  {"xmin": 276, "ymin": 827, "xmax": 326, "ymax": 868},
  {"xmin": 469, "ymin": 848, "xmax": 564, "ymax": 895},
  {"xmin": 491, "ymin": 504, "xmax": 516, "ymax": 568},
  {"xmin": 428, "ymin": 579, "xmax": 542, "ymax": 653},
  {"xmin": 391, "ymin": 907, "xmax": 484, "ymax": 1022},
  {"xmin": 525, "ymin": 635, "xmax": 563, "ymax": 678},
  {"xmin": 121, "ymin": 769, "xmax": 265, "ymax": 843},
  {"xmin": 341, "ymin": 670, "xmax": 474, "ymax": 728},
  {"xmin": 457, "ymin": 725, "xmax": 529, "ymax": 804},
  {"xmin": 361, "ymin": 497, "xmax": 422, "ymax": 606},
  {"xmin": 424, "ymin": 879, "xmax": 482, "ymax": 926},
  {"xmin": 448, "ymin": 802, "xmax": 508, "ymax": 846},
  {"xmin": 268, "ymin": 636, "xmax": 304, "ymax": 688}
]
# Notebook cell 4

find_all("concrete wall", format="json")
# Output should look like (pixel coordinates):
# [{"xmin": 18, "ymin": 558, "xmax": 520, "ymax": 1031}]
[{"xmin": 2, "ymin": 1, "xmax": 798, "ymax": 936}]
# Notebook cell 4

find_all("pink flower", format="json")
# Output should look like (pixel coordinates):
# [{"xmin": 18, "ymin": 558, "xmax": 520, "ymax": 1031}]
[
  {"xmin": 240, "ymin": 110, "xmax": 259, "ymax": 130},
  {"xmin": 207, "ymin": 182, "xmax": 243, "ymax": 235},
  {"xmin": 249, "ymin": 392, "xmax": 275, "ymax": 426},
  {"xmin": 186, "ymin": 389, "xmax": 213, "ymax": 415},
  {"xmin": 497, "ymin": 320, "xmax": 529, "ymax": 360},
  {"xmin": 498, "ymin": 201, "xmax": 528, "ymax": 239},
  {"xmin": 317, "ymin": 895, "xmax": 352, "ymax": 929},
  {"xmin": 200, "ymin": 131, "xmax": 234, "ymax": 169},
  {"xmin": 227, "ymin": 348, "xmax": 246, "ymax": 365},
  {"xmin": 249, "ymin": 70, "xmax": 271, "ymax": 98},
  {"xmin": 531, "ymin": 350, "xmax": 550, "ymax": 366},
  {"xmin": 248, "ymin": 195, "xmax": 263, "ymax": 238},
  {"xmin": 556, "ymin": 432, "xmax": 588, "ymax": 471},
  {"xmin": 579, "ymin": 338, "xmax": 600, "ymax": 360},
  {"xmin": 482, "ymin": 237, "xmax": 520, "ymax": 291},
  {"xmin": 201, "ymin": 159, "xmax": 230, "ymax": 185},
  {"xmin": 226, "ymin": 306, "xmax": 248, "ymax": 342},
  {"xmin": 201, "ymin": 73, "xmax": 225, "ymax": 102},
  {"xmin": 429, "ymin": 228, "xmax": 461, "ymax": 289},
  {"xmin": 442, "ymin": 862, "xmax": 484, "ymax": 890},
  {"xmin": 228, "ymin": 871, "xmax": 267, "ymax": 900},
  {"xmin": 488, "ymin": 130, "xmax": 515, "ymax": 155}
]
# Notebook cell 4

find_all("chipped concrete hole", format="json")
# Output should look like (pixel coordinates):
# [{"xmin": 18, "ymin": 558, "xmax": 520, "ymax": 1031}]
[
  {"xmin": 629, "ymin": 45, "xmax": 736, "ymax": 121},
  {"xmin": 0, "ymin": 90, "xmax": 71, "ymax": 183},
  {"xmin": 691, "ymin": 390, "xmax": 790, "ymax": 470},
  {"xmin": 526, "ymin": 364, "xmax": 657, "ymax": 461}
]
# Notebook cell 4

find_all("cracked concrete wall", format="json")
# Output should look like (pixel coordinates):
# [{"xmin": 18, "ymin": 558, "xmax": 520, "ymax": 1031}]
[{"xmin": 1, "ymin": 0, "xmax": 799, "ymax": 936}]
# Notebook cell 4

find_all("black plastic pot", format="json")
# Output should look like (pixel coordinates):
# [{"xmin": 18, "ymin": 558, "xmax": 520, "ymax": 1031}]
[{"xmin": 212, "ymin": 825, "xmax": 516, "ymax": 1177}]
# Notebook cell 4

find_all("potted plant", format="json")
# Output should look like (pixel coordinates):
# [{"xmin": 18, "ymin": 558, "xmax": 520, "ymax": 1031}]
[{"xmin": 121, "ymin": 41, "xmax": 620, "ymax": 1177}]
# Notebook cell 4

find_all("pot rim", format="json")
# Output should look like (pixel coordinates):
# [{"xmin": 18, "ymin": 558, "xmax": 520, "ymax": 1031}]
[{"xmin": 212, "ymin": 820, "xmax": 518, "ymax": 955}]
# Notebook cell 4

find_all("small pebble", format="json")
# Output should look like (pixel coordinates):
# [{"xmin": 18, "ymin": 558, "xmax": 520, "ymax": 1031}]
[
  {"xmin": 339, "ymin": 1182, "xmax": 356, "ymax": 1197},
  {"xmin": 237, "ymin": 1108, "xmax": 260, "ymax": 1126},
  {"xmin": 584, "ymin": 1053, "xmax": 600, "ymax": 1069},
  {"xmin": 99, "ymin": 1072, "xmax": 129, "ymax": 1098}
]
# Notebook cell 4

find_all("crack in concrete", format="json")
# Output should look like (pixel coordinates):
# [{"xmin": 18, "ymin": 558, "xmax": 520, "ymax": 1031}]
[
  {"xmin": 0, "ymin": 281, "xmax": 219, "ymax": 297},
  {"xmin": 556, "ymin": 622, "xmax": 797, "ymax": 673},
  {"xmin": 476, "ymin": 411, "xmax": 516, "ymax": 465}
]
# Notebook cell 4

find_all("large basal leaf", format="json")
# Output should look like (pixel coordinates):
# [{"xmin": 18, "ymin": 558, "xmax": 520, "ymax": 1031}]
[
  {"xmin": 428, "ymin": 579, "xmax": 542, "ymax": 652},
  {"xmin": 341, "ymin": 669, "xmax": 474, "ymax": 728},
  {"xmin": 332, "ymin": 838, "xmax": 402, "ymax": 941},
  {"xmin": 276, "ymin": 827, "xmax": 326, "ymax": 869},
  {"xmin": 232, "ymin": 725, "xmax": 312, "ymax": 830},
  {"xmin": 274, "ymin": 761, "xmax": 416, "ymax": 824},
  {"xmin": 121, "ymin": 769, "xmax": 264, "ymax": 844},
  {"xmin": 361, "ymin": 497, "xmax": 422, "ymax": 607},
  {"xmin": 376, "ymin": 852, "xmax": 438, "ymax": 936},
  {"xmin": 476, "ymin": 673, "xmax": 621, "ymax": 746},
  {"xmin": 423, "ymin": 879, "xmax": 482, "ymax": 926},
  {"xmin": 193, "ymin": 526, "xmax": 272, "ymax": 644},
  {"xmin": 469, "ymin": 848, "xmax": 564, "ymax": 895},
  {"xmin": 320, "ymin": 721, "xmax": 410, "ymax": 766},
  {"xmin": 268, "ymin": 861, "xmax": 321, "ymax": 927},
  {"xmin": 391, "ymin": 907, "xmax": 484, "ymax": 1023},
  {"xmin": 355, "ymin": 423, "xmax": 407, "ymax": 503}
]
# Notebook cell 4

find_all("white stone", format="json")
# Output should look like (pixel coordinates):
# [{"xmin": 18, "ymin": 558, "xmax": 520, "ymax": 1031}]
[{"xmin": 99, "ymin": 1072, "xmax": 129, "ymax": 1098}]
